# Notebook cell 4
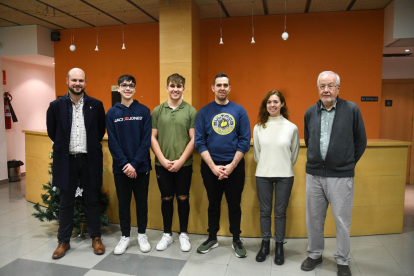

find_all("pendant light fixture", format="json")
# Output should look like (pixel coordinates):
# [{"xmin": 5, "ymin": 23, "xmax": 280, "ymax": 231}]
[
  {"xmin": 282, "ymin": 0, "xmax": 289, "ymax": 40},
  {"xmin": 95, "ymin": 27, "xmax": 99, "ymax": 51},
  {"xmin": 69, "ymin": 30, "xmax": 76, "ymax": 51},
  {"xmin": 122, "ymin": 24, "xmax": 126, "ymax": 50},
  {"xmin": 219, "ymin": 0, "xmax": 223, "ymax": 44},
  {"xmin": 251, "ymin": 1, "xmax": 255, "ymax": 44}
]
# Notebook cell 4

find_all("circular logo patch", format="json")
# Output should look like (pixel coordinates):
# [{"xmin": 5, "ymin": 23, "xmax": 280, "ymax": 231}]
[{"xmin": 212, "ymin": 113, "xmax": 235, "ymax": 135}]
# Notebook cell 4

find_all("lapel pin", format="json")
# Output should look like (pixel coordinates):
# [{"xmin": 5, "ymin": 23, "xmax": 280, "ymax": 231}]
[{"xmin": 90, "ymin": 106, "xmax": 92, "ymax": 109}]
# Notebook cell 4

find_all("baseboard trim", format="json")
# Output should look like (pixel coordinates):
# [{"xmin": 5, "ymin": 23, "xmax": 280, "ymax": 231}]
[{"xmin": 0, "ymin": 178, "xmax": 8, "ymax": 184}]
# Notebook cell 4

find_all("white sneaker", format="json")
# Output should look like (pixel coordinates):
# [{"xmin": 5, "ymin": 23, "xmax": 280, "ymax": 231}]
[
  {"xmin": 179, "ymin": 233, "xmax": 191, "ymax": 252},
  {"xmin": 138, "ymin": 233, "xmax": 151, "ymax": 253},
  {"xmin": 156, "ymin": 233, "xmax": 173, "ymax": 251},
  {"xmin": 114, "ymin": 236, "xmax": 130, "ymax": 255}
]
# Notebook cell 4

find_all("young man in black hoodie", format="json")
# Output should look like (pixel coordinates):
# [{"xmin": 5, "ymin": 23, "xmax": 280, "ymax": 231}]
[{"xmin": 106, "ymin": 75, "xmax": 152, "ymax": 254}]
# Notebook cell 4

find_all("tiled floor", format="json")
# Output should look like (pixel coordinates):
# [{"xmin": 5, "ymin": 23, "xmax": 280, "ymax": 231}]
[{"xmin": 0, "ymin": 178, "xmax": 413, "ymax": 276}]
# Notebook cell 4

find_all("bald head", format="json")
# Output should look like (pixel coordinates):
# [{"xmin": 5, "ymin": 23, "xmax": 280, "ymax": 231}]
[
  {"xmin": 66, "ymin": 68, "xmax": 86, "ymax": 96},
  {"xmin": 67, "ymin": 68, "xmax": 86, "ymax": 81}
]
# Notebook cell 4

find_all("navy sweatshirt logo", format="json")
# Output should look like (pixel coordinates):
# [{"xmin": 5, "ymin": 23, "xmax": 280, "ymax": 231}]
[
  {"xmin": 114, "ymin": 116, "xmax": 143, "ymax": 122},
  {"xmin": 212, "ymin": 113, "xmax": 235, "ymax": 135}
]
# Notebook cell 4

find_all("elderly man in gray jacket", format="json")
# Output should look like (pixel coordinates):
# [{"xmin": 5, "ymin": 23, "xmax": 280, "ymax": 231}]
[{"xmin": 301, "ymin": 71, "xmax": 367, "ymax": 276}]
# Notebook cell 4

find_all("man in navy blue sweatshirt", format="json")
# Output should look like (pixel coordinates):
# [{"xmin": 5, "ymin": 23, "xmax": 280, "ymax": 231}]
[
  {"xmin": 195, "ymin": 72, "xmax": 251, "ymax": 258},
  {"xmin": 106, "ymin": 75, "xmax": 152, "ymax": 255}
]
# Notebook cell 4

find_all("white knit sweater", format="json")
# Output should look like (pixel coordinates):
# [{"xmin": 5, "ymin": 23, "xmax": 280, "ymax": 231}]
[{"xmin": 253, "ymin": 116, "xmax": 300, "ymax": 177}]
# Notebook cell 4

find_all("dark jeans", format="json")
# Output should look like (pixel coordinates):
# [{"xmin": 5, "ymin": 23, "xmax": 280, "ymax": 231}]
[
  {"xmin": 58, "ymin": 154, "xmax": 101, "ymax": 243},
  {"xmin": 256, "ymin": 176, "xmax": 294, "ymax": 242},
  {"xmin": 200, "ymin": 159, "xmax": 245, "ymax": 239},
  {"xmin": 114, "ymin": 172, "xmax": 150, "ymax": 236},
  {"xmin": 155, "ymin": 165, "xmax": 192, "ymax": 233}
]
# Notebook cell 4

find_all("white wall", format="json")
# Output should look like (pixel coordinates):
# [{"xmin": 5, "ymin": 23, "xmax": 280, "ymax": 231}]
[
  {"xmin": 36, "ymin": 26, "xmax": 54, "ymax": 58},
  {"xmin": 394, "ymin": 0, "xmax": 414, "ymax": 39},
  {"xmin": 3, "ymin": 58, "xmax": 55, "ymax": 173},
  {"xmin": 0, "ymin": 25, "xmax": 38, "ymax": 56},
  {"xmin": 382, "ymin": 57, "xmax": 414, "ymax": 79}
]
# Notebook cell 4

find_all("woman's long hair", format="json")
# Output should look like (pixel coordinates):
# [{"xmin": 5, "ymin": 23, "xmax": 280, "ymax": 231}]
[{"xmin": 257, "ymin": 90, "xmax": 289, "ymax": 128}]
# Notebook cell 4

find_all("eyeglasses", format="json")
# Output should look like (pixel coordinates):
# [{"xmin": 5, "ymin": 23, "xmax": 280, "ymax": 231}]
[
  {"xmin": 119, "ymin": 84, "xmax": 136, "ymax": 89},
  {"xmin": 318, "ymin": 85, "xmax": 338, "ymax": 91}
]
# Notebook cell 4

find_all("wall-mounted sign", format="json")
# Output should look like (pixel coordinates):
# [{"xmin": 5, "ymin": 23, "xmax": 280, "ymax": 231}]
[
  {"xmin": 2, "ymin": 70, "xmax": 5, "ymax": 85},
  {"xmin": 361, "ymin": 96, "xmax": 378, "ymax": 102},
  {"xmin": 385, "ymin": 100, "xmax": 392, "ymax": 107}
]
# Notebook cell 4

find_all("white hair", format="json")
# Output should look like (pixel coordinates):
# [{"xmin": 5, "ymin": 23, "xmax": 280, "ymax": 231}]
[{"xmin": 317, "ymin": 71, "xmax": 340, "ymax": 86}]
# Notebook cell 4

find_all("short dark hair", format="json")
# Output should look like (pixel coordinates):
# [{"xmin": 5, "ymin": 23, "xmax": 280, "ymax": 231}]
[
  {"xmin": 118, "ymin": 75, "xmax": 136, "ymax": 86},
  {"xmin": 167, "ymin": 73, "xmax": 185, "ymax": 87},
  {"xmin": 213, "ymin": 72, "xmax": 230, "ymax": 85}
]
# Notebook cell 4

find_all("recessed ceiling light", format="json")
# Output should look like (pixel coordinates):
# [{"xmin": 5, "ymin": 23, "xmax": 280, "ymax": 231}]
[{"xmin": 405, "ymin": 49, "xmax": 410, "ymax": 52}]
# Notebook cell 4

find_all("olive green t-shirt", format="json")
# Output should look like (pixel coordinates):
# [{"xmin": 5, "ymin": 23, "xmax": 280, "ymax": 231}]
[{"xmin": 151, "ymin": 101, "xmax": 197, "ymax": 167}]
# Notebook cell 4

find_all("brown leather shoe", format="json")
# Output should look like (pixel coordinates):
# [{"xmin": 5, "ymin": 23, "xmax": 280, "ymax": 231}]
[
  {"xmin": 52, "ymin": 243, "xmax": 70, "ymax": 259},
  {"xmin": 92, "ymin": 237, "xmax": 105, "ymax": 255}
]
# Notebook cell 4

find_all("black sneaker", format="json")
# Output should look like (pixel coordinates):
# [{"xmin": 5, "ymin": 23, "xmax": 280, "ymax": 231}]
[{"xmin": 301, "ymin": 256, "xmax": 322, "ymax": 271}]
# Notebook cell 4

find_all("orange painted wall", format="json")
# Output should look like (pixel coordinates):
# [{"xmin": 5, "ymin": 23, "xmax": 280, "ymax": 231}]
[
  {"xmin": 200, "ymin": 10, "xmax": 383, "ymax": 138},
  {"xmin": 54, "ymin": 23, "xmax": 160, "ymax": 113},
  {"xmin": 54, "ymin": 10, "xmax": 383, "ymax": 139}
]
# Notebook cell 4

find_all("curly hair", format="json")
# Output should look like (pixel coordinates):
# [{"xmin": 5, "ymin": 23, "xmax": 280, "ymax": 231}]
[{"xmin": 257, "ymin": 90, "xmax": 289, "ymax": 128}]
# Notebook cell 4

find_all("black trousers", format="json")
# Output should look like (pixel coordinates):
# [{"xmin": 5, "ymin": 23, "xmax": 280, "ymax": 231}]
[
  {"xmin": 200, "ymin": 159, "xmax": 245, "ymax": 239},
  {"xmin": 58, "ymin": 154, "xmax": 101, "ymax": 243},
  {"xmin": 155, "ymin": 165, "xmax": 192, "ymax": 233},
  {"xmin": 114, "ymin": 172, "xmax": 150, "ymax": 236}
]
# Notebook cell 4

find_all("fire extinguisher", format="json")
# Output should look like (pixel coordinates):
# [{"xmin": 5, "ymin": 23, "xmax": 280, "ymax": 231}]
[{"xmin": 4, "ymin": 92, "xmax": 18, "ymax": 129}]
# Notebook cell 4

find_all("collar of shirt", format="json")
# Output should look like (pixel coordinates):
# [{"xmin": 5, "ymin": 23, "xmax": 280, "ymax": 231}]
[
  {"xmin": 162, "ymin": 100, "xmax": 185, "ymax": 110},
  {"xmin": 320, "ymin": 100, "xmax": 337, "ymax": 111},
  {"xmin": 69, "ymin": 95, "xmax": 84, "ymax": 106}
]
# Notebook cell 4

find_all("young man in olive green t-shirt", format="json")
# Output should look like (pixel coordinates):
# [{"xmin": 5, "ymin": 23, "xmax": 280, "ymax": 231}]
[{"xmin": 151, "ymin": 73, "xmax": 197, "ymax": 252}]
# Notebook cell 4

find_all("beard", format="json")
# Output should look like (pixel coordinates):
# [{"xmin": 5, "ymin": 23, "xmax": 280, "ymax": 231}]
[{"xmin": 69, "ymin": 86, "xmax": 85, "ymax": 96}]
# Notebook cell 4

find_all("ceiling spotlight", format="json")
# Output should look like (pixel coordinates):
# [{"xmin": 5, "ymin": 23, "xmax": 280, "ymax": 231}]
[
  {"xmin": 219, "ymin": 37, "xmax": 223, "ymax": 44},
  {"xmin": 122, "ymin": 43, "xmax": 126, "ymax": 50},
  {"xmin": 95, "ymin": 45, "xmax": 99, "ymax": 51},
  {"xmin": 405, "ymin": 49, "xmax": 410, "ymax": 52}
]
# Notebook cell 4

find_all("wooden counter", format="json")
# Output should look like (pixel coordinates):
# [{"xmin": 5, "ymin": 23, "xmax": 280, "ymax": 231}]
[{"xmin": 24, "ymin": 130, "xmax": 410, "ymax": 237}]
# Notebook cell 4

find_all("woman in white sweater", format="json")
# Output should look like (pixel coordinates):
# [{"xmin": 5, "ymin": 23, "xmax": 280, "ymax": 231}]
[{"xmin": 253, "ymin": 90, "xmax": 300, "ymax": 265}]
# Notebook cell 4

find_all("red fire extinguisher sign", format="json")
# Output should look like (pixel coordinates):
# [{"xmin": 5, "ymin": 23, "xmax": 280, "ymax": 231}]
[{"xmin": 2, "ymin": 70, "xmax": 5, "ymax": 85}]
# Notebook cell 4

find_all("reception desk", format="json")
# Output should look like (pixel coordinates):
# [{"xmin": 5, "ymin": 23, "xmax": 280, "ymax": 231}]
[{"xmin": 24, "ymin": 130, "xmax": 410, "ymax": 238}]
